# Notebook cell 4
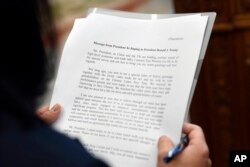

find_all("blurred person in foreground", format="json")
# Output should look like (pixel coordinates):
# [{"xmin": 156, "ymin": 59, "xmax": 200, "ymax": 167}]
[{"xmin": 0, "ymin": 0, "xmax": 211, "ymax": 166}]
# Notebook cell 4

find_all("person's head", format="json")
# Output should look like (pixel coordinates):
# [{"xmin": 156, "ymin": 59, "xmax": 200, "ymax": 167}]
[
  {"xmin": 0, "ymin": 0, "xmax": 56, "ymax": 107},
  {"xmin": 0, "ymin": 0, "xmax": 57, "ymax": 125}
]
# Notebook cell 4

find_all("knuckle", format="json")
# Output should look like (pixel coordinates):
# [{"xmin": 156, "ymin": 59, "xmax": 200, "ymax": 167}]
[
  {"xmin": 200, "ymin": 145, "xmax": 210, "ymax": 158},
  {"xmin": 193, "ymin": 124, "xmax": 203, "ymax": 133}
]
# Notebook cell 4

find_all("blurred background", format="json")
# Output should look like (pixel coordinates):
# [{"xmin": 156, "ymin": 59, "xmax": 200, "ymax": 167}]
[
  {"xmin": 49, "ymin": 0, "xmax": 174, "ymax": 49},
  {"xmin": 46, "ymin": 0, "xmax": 250, "ymax": 166}
]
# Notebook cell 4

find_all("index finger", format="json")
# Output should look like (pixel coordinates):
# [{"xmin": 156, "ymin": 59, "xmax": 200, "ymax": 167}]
[
  {"xmin": 183, "ymin": 123, "xmax": 210, "ymax": 157},
  {"xmin": 183, "ymin": 123, "xmax": 206, "ymax": 144}
]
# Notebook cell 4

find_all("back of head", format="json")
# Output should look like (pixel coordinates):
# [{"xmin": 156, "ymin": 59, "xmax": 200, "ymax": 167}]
[{"xmin": 0, "ymin": 0, "xmax": 56, "ymax": 125}]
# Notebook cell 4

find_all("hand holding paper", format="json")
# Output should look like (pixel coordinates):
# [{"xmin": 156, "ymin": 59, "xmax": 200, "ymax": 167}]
[{"xmin": 50, "ymin": 8, "xmax": 216, "ymax": 167}]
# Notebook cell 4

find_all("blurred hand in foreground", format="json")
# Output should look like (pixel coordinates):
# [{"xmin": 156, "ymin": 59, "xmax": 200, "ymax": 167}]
[{"xmin": 36, "ymin": 104, "xmax": 61, "ymax": 124}]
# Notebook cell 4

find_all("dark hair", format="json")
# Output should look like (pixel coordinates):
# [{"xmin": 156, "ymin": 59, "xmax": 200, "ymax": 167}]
[{"xmin": 0, "ymin": 0, "xmax": 57, "ymax": 126}]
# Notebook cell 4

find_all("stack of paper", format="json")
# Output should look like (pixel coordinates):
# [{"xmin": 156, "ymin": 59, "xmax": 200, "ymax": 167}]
[{"xmin": 50, "ymin": 8, "xmax": 216, "ymax": 167}]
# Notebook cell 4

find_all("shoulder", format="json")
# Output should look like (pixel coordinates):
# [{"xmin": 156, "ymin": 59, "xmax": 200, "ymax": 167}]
[{"xmin": 0, "ymin": 121, "xmax": 109, "ymax": 167}]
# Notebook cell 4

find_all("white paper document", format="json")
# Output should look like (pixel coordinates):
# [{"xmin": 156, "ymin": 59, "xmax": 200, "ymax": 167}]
[{"xmin": 50, "ymin": 10, "xmax": 215, "ymax": 167}]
